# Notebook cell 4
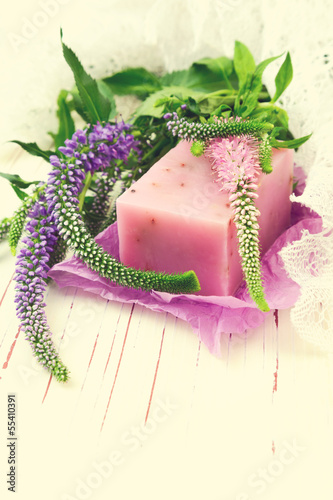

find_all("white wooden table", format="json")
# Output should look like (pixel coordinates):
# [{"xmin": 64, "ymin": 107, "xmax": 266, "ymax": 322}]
[{"xmin": 0, "ymin": 146, "xmax": 332, "ymax": 500}]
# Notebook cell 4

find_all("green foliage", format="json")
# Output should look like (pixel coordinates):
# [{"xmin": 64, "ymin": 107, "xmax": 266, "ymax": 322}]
[
  {"xmin": 134, "ymin": 86, "xmax": 204, "ymax": 118},
  {"xmin": 0, "ymin": 172, "xmax": 39, "ymax": 189},
  {"xmin": 11, "ymin": 38, "xmax": 308, "ymax": 185},
  {"xmin": 4, "ymin": 39, "xmax": 310, "ymax": 271},
  {"xmin": 6, "ymin": 37, "xmax": 310, "ymax": 267},
  {"xmin": 10, "ymin": 141, "xmax": 54, "ymax": 162},
  {"xmin": 103, "ymin": 67, "xmax": 162, "ymax": 98},
  {"xmin": 49, "ymin": 90, "xmax": 75, "ymax": 150},
  {"xmin": 270, "ymin": 134, "xmax": 312, "ymax": 149},
  {"xmin": 161, "ymin": 56, "xmax": 236, "ymax": 92},
  {"xmin": 96, "ymin": 80, "xmax": 117, "ymax": 120},
  {"xmin": 2, "ymin": 35, "xmax": 314, "ymax": 384},
  {"xmin": 272, "ymin": 52, "xmax": 293, "ymax": 103},
  {"xmin": 67, "ymin": 87, "xmax": 87, "ymax": 121},
  {"xmin": 10, "ymin": 184, "xmax": 29, "ymax": 201},
  {"xmin": 234, "ymin": 54, "xmax": 282, "ymax": 117},
  {"xmin": 61, "ymin": 29, "xmax": 114, "ymax": 123},
  {"xmin": 233, "ymin": 40, "xmax": 256, "ymax": 89}
]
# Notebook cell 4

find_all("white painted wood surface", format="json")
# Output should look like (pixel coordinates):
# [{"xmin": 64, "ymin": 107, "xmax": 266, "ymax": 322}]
[{"xmin": 0, "ymin": 147, "xmax": 332, "ymax": 500}]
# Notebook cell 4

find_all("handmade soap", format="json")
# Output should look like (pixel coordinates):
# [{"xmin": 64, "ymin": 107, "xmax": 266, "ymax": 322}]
[{"xmin": 116, "ymin": 141, "xmax": 293, "ymax": 296}]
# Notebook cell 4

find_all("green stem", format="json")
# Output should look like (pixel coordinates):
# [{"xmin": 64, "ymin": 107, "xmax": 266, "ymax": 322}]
[
  {"xmin": 141, "ymin": 138, "xmax": 168, "ymax": 163},
  {"xmin": 255, "ymin": 101, "xmax": 277, "ymax": 109},
  {"xmin": 78, "ymin": 171, "xmax": 92, "ymax": 212}
]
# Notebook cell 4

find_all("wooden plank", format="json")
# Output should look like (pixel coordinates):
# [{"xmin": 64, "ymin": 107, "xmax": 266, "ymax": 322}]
[{"xmin": 0, "ymin": 143, "xmax": 332, "ymax": 500}]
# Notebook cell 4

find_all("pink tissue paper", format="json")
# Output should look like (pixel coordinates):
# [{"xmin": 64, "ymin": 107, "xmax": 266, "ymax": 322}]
[{"xmin": 48, "ymin": 166, "xmax": 322, "ymax": 355}]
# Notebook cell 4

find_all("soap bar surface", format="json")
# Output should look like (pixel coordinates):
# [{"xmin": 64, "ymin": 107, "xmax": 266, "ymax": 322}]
[{"xmin": 116, "ymin": 141, "xmax": 293, "ymax": 296}]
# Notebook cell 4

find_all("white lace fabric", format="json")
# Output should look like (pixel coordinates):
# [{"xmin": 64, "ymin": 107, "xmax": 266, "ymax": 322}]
[
  {"xmin": 280, "ymin": 167, "xmax": 333, "ymax": 352},
  {"xmin": 1, "ymin": 0, "xmax": 333, "ymax": 349}
]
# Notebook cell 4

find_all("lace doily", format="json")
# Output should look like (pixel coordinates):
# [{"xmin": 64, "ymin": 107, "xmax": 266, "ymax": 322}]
[
  {"xmin": 1, "ymin": 0, "xmax": 332, "ymax": 349},
  {"xmin": 280, "ymin": 167, "xmax": 333, "ymax": 351}
]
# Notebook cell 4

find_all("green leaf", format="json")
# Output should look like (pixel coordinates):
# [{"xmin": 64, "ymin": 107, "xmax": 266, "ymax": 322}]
[
  {"xmin": 0, "ymin": 172, "xmax": 39, "ymax": 189},
  {"xmin": 186, "ymin": 97, "xmax": 202, "ymax": 115},
  {"xmin": 10, "ymin": 141, "xmax": 54, "ymax": 162},
  {"xmin": 198, "ymin": 94, "xmax": 236, "ymax": 115},
  {"xmin": 67, "ymin": 87, "xmax": 87, "ymax": 121},
  {"xmin": 10, "ymin": 184, "xmax": 28, "ymax": 201},
  {"xmin": 272, "ymin": 106, "xmax": 289, "ymax": 129},
  {"xmin": 250, "ymin": 104, "xmax": 290, "ymax": 129},
  {"xmin": 270, "ymin": 126, "xmax": 287, "ymax": 138},
  {"xmin": 235, "ymin": 54, "xmax": 282, "ymax": 117},
  {"xmin": 234, "ymin": 73, "xmax": 253, "ymax": 116},
  {"xmin": 160, "ymin": 69, "xmax": 190, "ymax": 87},
  {"xmin": 96, "ymin": 81, "xmax": 117, "ymax": 120},
  {"xmin": 271, "ymin": 52, "xmax": 293, "ymax": 103},
  {"xmin": 249, "ymin": 55, "xmax": 283, "ymax": 106},
  {"xmin": 61, "ymin": 30, "xmax": 111, "ymax": 123},
  {"xmin": 270, "ymin": 134, "xmax": 312, "ymax": 149},
  {"xmin": 255, "ymin": 54, "xmax": 283, "ymax": 81},
  {"xmin": 103, "ymin": 68, "xmax": 162, "ymax": 98},
  {"xmin": 161, "ymin": 56, "xmax": 236, "ymax": 93},
  {"xmin": 211, "ymin": 103, "xmax": 232, "ymax": 116},
  {"xmin": 50, "ymin": 90, "xmax": 75, "ymax": 150},
  {"xmin": 193, "ymin": 57, "xmax": 234, "ymax": 90},
  {"xmin": 233, "ymin": 41, "xmax": 256, "ymax": 89},
  {"xmin": 82, "ymin": 195, "xmax": 95, "ymax": 206},
  {"xmin": 134, "ymin": 86, "xmax": 204, "ymax": 118},
  {"xmin": 153, "ymin": 97, "xmax": 171, "ymax": 107}
]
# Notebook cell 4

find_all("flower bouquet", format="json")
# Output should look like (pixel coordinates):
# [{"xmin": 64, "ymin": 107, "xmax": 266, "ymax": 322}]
[{"xmin": 0, "ymin": 35, "xmax": 319, "ymax": 382}]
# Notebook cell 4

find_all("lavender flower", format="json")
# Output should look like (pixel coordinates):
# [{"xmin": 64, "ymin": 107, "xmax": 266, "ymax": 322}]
[
  {"xmin": 14, "ymin": 200, "xmax": 69, "ymax": 382},
  {"xmin": 46, "ymin": 236, "xmax": 67, "ymax": 275},
  {"xmin": 57, "ymin": 122, "xmax": 140, "ymax": 174},
  {"xmin": 46, "ymin": 122, "xmax": 199, "ymax": 295},
  {"xmin": 15, "ymin": 120, "xmax": 200, "ymax": 382},
  {"xmin": 84, "ymin": 172, "xmax": 118, "ymax": 236}
]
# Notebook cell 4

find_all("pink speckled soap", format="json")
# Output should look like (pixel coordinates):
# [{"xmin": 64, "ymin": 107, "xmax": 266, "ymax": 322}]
[{"xmin": 116, "ymin": 141, "xmax": 293, "ymax": 296}]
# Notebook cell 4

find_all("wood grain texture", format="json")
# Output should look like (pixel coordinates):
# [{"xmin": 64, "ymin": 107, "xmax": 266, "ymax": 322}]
[{"xmin": 0, "ymin": 150, "xmax": 332, "ymax": 500}]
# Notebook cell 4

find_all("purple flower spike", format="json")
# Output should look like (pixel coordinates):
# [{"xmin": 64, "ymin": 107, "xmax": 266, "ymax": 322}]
[
  {"xmin": 15, "ymin": 119, "xmax": 142, "ymax": 382},
  {"xmin": 14, "ymin": 199, "xmax": 69, "ymax": 382}
]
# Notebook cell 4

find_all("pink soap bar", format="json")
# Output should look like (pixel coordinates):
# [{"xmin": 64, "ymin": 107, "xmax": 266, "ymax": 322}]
[{"xmin": 116, "ymin": 141, "xmax": 293, "ymax": 296}]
